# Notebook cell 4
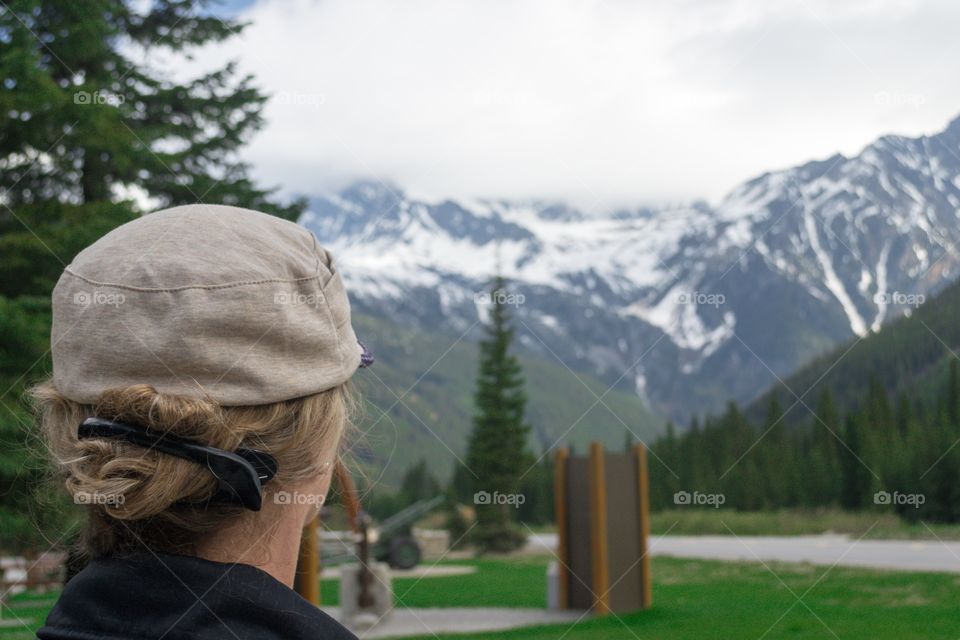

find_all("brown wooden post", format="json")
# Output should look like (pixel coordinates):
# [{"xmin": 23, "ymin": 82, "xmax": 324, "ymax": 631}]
[
  {"xmin": 296, "ymin": 516, "xmax": 321, "ymax": 606},
  {"xmin": 634, "ymin": 443, "xmax": 652, "ymax": 608},
  {"xmin": 588, "ymin": 442, "xmax": 610, "ymax": 615},
  {"xmin": 553, "ymin": 447, "xmax": 570, "ymax": 608}
]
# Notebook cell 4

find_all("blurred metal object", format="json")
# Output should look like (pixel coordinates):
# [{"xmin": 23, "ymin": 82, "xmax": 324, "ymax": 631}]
[
  {"xmin": 335, "ymin": 461, "xmax": 361, "ymax": 526},
  {"xmin": 318, "ymin": 496, "xmax": 445, "ymax": 569},
  {"xmin": 371, "ymin": 496, "xmax": 444, "ymax": 569},
  {"xmin": 357, "ymin": 512, "xmax": 374, "ymax": 609}
]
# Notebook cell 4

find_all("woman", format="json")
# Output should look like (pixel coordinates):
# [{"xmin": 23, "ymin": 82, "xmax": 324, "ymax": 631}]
[{"xmin": 33, "ymin": 204, "xmax": 369, "ymax": 639}]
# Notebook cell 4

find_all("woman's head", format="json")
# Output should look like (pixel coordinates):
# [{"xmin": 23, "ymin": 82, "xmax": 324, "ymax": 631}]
[{"xmin": 36, "ymin": 204, "xmax": 369, "ymax": 559}]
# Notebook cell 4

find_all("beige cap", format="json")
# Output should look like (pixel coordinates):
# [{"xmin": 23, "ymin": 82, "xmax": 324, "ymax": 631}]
[{"xmin": 51, "ymin": 204, "xmax": 367, "ymax": 406}]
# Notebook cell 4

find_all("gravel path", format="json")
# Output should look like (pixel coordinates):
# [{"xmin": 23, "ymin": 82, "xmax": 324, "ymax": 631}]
[{"xmin": 321, "ymin": 565, "xmax": 477, "ymax": 579}]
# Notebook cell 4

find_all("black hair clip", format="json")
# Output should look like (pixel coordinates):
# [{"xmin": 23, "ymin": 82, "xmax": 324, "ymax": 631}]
[{"xmin": 78, "ymin": 417, "xmax": 278, "ymax": 511}]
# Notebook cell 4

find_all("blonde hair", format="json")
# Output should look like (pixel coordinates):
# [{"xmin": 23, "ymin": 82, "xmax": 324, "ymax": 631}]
[{"xmin": 31, "ymin": 381, "xmax": 354, "ymax": 557}]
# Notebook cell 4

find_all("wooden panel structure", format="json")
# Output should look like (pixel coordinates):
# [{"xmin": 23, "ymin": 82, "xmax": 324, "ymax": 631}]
[
  {"xmin": 555, "ymin": 442, "xmax": 652, "ymax": 614},
  {"xmin": 565, "ymin": 455, "xmax": 594, "ymax": 609},
  {"xmin": 603, "ymin": 453, "xmax": 641, "ymax": 612},
  {"xmin": 588, "ymin": 442, "xmax": 611, "ymax": 614}
]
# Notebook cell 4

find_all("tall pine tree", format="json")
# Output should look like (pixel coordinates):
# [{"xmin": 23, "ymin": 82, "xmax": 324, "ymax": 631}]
[
  {"xmin": 465, "ymin": 275, "xmax": 532, "ymax": 552},
  {"xmin": 0, "ymin": 0, "xmax": 303, "ymax": 549},
  {"xmin": 839, "ymin": 413, "xmax": 870, "ymax": 509},
  {"xmin": 807, "ymin": 388, "xmax": 841, "ymax": 506}
]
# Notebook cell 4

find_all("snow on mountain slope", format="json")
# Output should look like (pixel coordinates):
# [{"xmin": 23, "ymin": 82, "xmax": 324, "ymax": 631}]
[{"xmin": 302, "ymin": 116, "xmax": 960, "ymax": 421}]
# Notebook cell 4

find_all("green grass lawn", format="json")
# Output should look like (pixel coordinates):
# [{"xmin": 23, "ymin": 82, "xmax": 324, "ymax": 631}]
[
  {"xmin": 395, "ymin": 557, "xmax": 960, "ymax": 640},
  {"xmin": 0, "ymin": 593, "xmax": 59, "ymax": 640},
  {"xmin": 3, "ymin": 555, "xmax": 958, "ymax": 639}
]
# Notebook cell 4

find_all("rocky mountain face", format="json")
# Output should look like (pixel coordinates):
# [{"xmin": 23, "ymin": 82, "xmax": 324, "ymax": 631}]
[{"xmin": 302, "ymin": 116, "xmax": 960, "ymax": 422}]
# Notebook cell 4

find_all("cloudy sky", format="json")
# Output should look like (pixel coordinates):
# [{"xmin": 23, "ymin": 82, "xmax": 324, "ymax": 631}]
[{"xmin": 180, "ymin": 0, "xmax": 960, "ymax": 208}]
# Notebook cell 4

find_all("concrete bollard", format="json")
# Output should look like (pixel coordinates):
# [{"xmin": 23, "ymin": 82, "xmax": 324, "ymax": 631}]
[
  {"xmin": 339, "ymin": 562, "xmax": 393, "ymax": 630},
  {"xmin": 546, "ymin": 561, "xmax": 561, "ymax": 610}
]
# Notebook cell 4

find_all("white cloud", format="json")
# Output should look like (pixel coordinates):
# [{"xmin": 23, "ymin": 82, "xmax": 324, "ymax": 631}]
[{"xmin": 170, "ymin": 0, "xmax": 960, "ymax": 207}]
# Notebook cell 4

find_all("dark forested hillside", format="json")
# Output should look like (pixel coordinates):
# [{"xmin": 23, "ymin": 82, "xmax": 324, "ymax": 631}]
[
  {"xmin": 748, "ymin": 275, "xmax": 960, "ymax": 426},
  {"xmin": 646, "ymin": 276, "xmax": 960, "ymax": 522}
]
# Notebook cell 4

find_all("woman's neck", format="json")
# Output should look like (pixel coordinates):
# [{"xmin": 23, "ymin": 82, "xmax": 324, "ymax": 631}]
[{"xmin": 193, "ymin": 500, "xmax": 308, "ymax": 587}]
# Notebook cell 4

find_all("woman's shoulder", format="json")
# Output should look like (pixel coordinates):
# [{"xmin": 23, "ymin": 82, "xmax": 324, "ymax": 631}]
[{"xmin": 37, "ymin": 552, "xmax": 357, "ymax": 640}]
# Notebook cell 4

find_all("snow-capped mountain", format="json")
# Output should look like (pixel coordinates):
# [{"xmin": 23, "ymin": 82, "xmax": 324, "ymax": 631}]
[{"xmin": 301, "ymin": 116, "xmax": 960, "ymax": 422}]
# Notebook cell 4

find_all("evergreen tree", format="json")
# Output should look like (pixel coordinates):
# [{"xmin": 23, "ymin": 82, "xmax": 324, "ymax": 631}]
[
  {"xmin": 517, "ymin": 456, "xmax": 554, "ymax": 525},
  {"xmin": 945, "ymin": 360, "xmax": 960, "ymax": 428},
  {"xmin": 465, "ymin": 275, "xmax": 532, "ymax": 552},
  {"xmin": 448, "ymin": 460, "xmax": 474, "ymax": 504},
  {"xmin": 721, "ymin": 400, "xmax": 764, "ymax": 511},
  {"xmin": 652, "ymin": 420, "xmax": 680, "ymax": 508},
  {"xmin": 916, "ymin": 407, "xmax": 960, "ymax": 522},
  {"xmin": 865, "ymin": 376, "xmax": 893, "ymax": 436},
  {"xmin": 839, "ymin": 413, "xmax": 870, "ymax": 509},
  {"xmin": 862, "ymin": 376, "xmax": 894, "ymax": 496},
  {"xmin": 760, "ymin": 396, "xmax": 792, "ymax": 506},
  {"xmin": 894, "ymin": 391, "xmax": 912, "ymax": 438},
  {"xmin": 399, "ymin": 459, "xmax": 441, "ymax": 506},
  {"xmin": 679, "ymin": 416, "xmax": 706, "ymax": 496},
  {"xmin": 807, "ymin": 389, "xmax": 840, "ymax": 506},
  {"xmin": 1, "ymin": 0, "xmax": 302, "ymax": 218},
  {"xmin": 0, "ymin": 0, "xmax": 303, "ymax": 549}
]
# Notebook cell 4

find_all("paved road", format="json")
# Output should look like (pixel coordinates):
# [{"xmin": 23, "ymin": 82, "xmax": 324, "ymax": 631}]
[
  {"xmin": 527, "ymin": 533, "xmax": 960, "ymax": 573},
  {"xmin": 326, "ymin": 607, "xmax": 585, "ymax": 638}
]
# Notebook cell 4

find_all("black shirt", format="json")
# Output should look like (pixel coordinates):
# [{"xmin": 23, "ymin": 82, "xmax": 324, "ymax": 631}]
[{"xmin": 37, "ymin": 552, "xmax": 357, "ymax": 640}]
